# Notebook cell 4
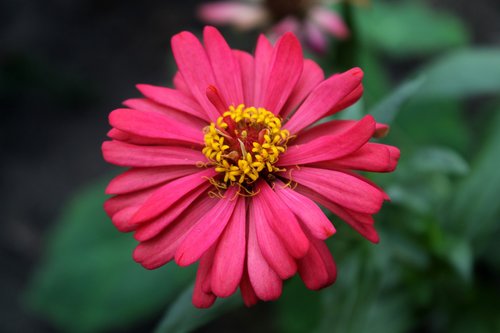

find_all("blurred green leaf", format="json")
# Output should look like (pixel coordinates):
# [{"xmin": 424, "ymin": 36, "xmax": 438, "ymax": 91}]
[
  {"xmin": 356, "ymin": 2, "xmax": 468, "ymax": 56},
  {"xmin": 369, "ymin": 75, "xmax": 425, "ymax": 124},
  {"xmin": 154, "ymin": 285, "xmax": 241, "ymax": 333},
  {"xmin": 411, "ymin": 146, "xmax": 469, "ymax": 175},
  {"xmin": 276, "ymin": 277, "xmax": 322, "ymax": 333},
  {"xmin": 450, "ymin": 111, "xmax": 500, "ymax": 240},
  {"xmin": 24, "ymin": 180, "xmax": 194, "ymax": 333},
  {"xmin": 417, "ymin": 49, "xmax": 500, "ymax": 98}
]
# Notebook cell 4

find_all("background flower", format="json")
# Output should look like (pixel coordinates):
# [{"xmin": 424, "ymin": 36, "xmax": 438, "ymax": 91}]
[{"xmin": 198, "ymin": 0, "xmax": 350, "ymax": 52}]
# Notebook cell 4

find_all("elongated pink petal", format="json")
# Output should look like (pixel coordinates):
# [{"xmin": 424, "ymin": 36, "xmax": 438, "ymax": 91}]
[
  {"xmin": 251, "ymin": 197, "xmax": 297, "ymax": 279},
  {"xmin": 198, "ymin": 2, "xmax": 267, "ymax": 30},
  {"xmin": 107, "ymin": 128, "xmax": 193, "ymax": 147},
  {"xmin": 175, "ymin": 187, "xmax": 239, "ymax": 266},
  {"xmin": 240, "ymin": 269, "xmax": 259, "ymax": 307},
  {"xmin": 312, "ymin": 143, "xmax": 400, "ymax": 173},
  {"xmin": 131, "ymin": 168, "xmax": 216, "ymax": 223},
  {"xmin": 211, "ymin": 197, "xmax": 246, "ymax": 297},
  {"xmin": 135, "ymin": 85, "xmax": 209, "ymax": 121},
  {"xmin": 104, "ymin": 185, "xmax": 160, "ymax": 217},
  {"xmin": 295, "ymin": 184, "xmax": 379, "ymax": 243},
  {"xmin": 298, "ymin": 235, "xmax": 337, "ymax": 290},
  {"xmin": 293, "ymin": 119, "xmax": 386, "ymax": 145},
  {"xmin": 280, "ymin": 59, "xmax": 324, "ymax": 119},
  {"xmin": 173, "ymin": 71, "xmax": 191, "ymax": 96},
  {"xmin": 193, "ymin": 247, "xmax": 217, "ymax": 308},
  {"xmin": 247, "ymin": 216, "xmax": 282, "ymax": 301},
  {"xmin": 133, "ymin": 194, "xmax": 217, "ymax": 269},
  {"xmin": 102, "ymin": 141, "xmax": 206, "ymax": 167},
  {"xmin": 284, "ymin": 68, "xmax": 363, "ymax": 134},
  {"xmin": 204, "ymin": 26, "xmax": 244, "ymax": 107},
  {"xmin": 123, "ymin": 98, "xmax": 207, "ymax": 129},
  {"xmin": 171, "ymin": 31, "xmax": 220, "ymax": 121},
  {"xmin": 281, "ymin": 166, "xmax": 384, "ymax": 214},
  {"xmin": 340, "ymin": 169, "xmax": 391, "ymax": 201},
  {"xmin": 254, "ymin": 34, "xmax": 274, "ymax": 106},
  {"xmin": 133, "ymin": 183, "xmax": 212, "ymax": 241},
  {"xmin": 111, "ymin": 206, "xmax": 142, "ymax": 232},
  {"xmin": 261, "ymin": 32, "xmax": 303, "ymax": 115},
  {"xmin": 255, "ymin": 181, "xmax": 309, "ymax": 258},
  {"xmin": 109, "ymin": 108, "xmax": 203, "ymax": 146},
  {"xmin": 331, "ymin": 83, "xmax": 364, "ymax": 115},
  {"xmin": 310, "ymin": 6, "xmax": 350, "ymax": 39},
  {"xmin": 278, "ymin": 115, "xmax": 375, "ymax": 166},
  {"xmin": 233, "ymin": 50, "xmax": 255, "ymax": 106},
  {"xmin": 106, "ymin": 166, "xmax": 200, "ymax": 195},
  {"xmin": 273, "ymin": 180, "xmax": 335, "ymax": 240}
]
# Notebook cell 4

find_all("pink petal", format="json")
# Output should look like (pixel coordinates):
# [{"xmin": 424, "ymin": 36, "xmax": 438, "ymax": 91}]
[
  {"xmin": 261, "ymin": 32, "xmax": 303, "ymax": 115},
  {"xmin": 273, "ymin": 180, "xmax": 335, "ymax": 240},
  {"xmin": 312, "ymin": 143, "xmax": 400, "ymax": 173},
  {"xmin": 278, "ymin": 115, "xmax": 375, "ymax": 166},
  {"xmin": 280, "ymin": 59, "xmax": 324, "ymax": 120},
  {"xmin": 107, "ymin": 128, "xmax": 188, "ymax": 147},
  {"xmin": 233, "ymin": 50, "xmax": 255, "ymax": 106},
  {"xmin": 255, "ymin": 181, "xmax": 309, "ymax": 258},
  {"xmin": 175, "ymin": 186, "xmax": 239, "ymax": 266},
  {"xmin": 240, "ymin": 269, "xmax": 259, "ymax": 307},
  {"xmin": 293, "ymin": 119, "xmax": 390, "ymax": 145},
  {"xmin": 253, "ymin": 34, "xmax": 274, "ymax": 106},
  {"xmin": 110, "ymin": 206, "xmax": 142, "ymax": 232},
  {"xmin": 104, "ymin": 185, "xmax": 160, "ymax": 217},
  {"xmin": 192, "ymin": 247, "xmax": 217, "ymax": 308},
  {"xmin": 171, "ymin": 31, "xmax": 220, "ymax": 121},
  {"xmin": 295, "ymin": 184, "xmax": 379, "ymax": 243},
  {"xmin": 123, "ymin": 98, "xmax": 207, "ymax": 129},
  {"xmin": 173, "ymin": 71, "xmax": 191, "ymax": 96},
  {"xmin": 298, "ymin": 235, "xmax": 337, "ymax": 290},
  {"xmin": 105, "ymin": 166, "xmax": 200, "ymax": 195},
  {"xmin": 250, "ymin": 197, "xmax": 297, "ymax": 279},
  {"xmin": 211, "ymin": 196, "xmax": 246, "ymax": 297},
  {"xmin": 331, "ymin": 83, "xmax": 364, "ymax": 115},
  {"xmin": 247, "ymin": 215, "xmax": 282, "ymax": 301},
  {"xmin": 281, "ymin": 166, "xmax": 384, "ymax": 214},
  {"xmin": 131, "ymin": 168, "xmax": 216, "ymax": 223},
  {"xmin": 203, "ymin": 26, "xmax": 244, "ymax": 107},
  {"xmin": 135, "ymin": 85, "xmax": 209, "ymax": 122},
  {"xmin": 133, "ymin": 183, "xmax": 212, "ymax": 241},
  {"xmin": 284, "ymin": 68, "xmax": 364, "ymax": 134},
  {"xmin": 102, "ymin": 141, "xmax": 206, "ymax": 167},
  {"xmin": 109, "ymin": 108, "xmax": 204, "ymax": 146},
  {"xmin": 133, "ymin": 194, "xmax": 217, "ymax": 269},
  {"xmin": 197, "ymin": 2, "xmax": 267, "ymax": 30},
  {"xmin": 310, "ymin": 6, "xmax": 350, "ymax": 40}
]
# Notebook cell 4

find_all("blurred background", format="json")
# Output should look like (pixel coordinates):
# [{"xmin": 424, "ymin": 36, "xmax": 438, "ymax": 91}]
[{"xmin": 1, "ymin": 0, "xmax": 500, "ymax": 332}]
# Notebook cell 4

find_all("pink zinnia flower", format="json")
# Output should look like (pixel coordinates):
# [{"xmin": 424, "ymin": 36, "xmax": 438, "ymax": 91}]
[
  {"xmin": 198, "ymin": 0, "xmax": 350, "ymax": 53},
  {"xmin": 102, "ymin": 26, "xmax": 399, "ymax": 308}
]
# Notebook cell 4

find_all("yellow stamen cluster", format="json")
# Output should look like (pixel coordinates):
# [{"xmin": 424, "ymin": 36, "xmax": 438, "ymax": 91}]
[{"xmin": 202, "ymin": 104, "xmax": 290, "ymax": 184}]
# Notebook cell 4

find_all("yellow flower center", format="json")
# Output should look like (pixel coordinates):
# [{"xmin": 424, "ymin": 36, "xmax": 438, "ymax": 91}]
[{"xmin": 202, "ymin": 104, "xmax": 290, "ymax": 185}]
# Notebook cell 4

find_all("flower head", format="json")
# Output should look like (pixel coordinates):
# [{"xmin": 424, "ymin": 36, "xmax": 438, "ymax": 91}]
[
  {"xmin": 102, "ymin": 26, "xmax": 399, "ymax": 308},
  {"xmin": 198, "ymin": 0, "xmax": 350, "ymax": 53}
]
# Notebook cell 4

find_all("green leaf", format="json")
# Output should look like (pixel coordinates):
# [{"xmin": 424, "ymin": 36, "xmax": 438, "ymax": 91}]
[
  {"xmin": 276, "ymin": 277, "xmax": 322, "ymax": 333},
  {"xmin": 450, "ymin": 111, "xmax": 500, "ymax": 240},
  {"xmin": 356, "ymin": 2, "xmax": 469, "ymax": 56},
  {"xmin": 369, "ymin": 76, "xmax": 425, "ymax": 124},
  {"xmin": 417, "ymin": 49, "xmax": 500, "ymax": 98},
  {"xmin": 154, "ymin": 285, "xmax": 241, "ymax": 333},
  {"xmin": 411, "ymin": 146, "xmax": 469, "ymax": 175},
  {"xmin": 24, "ymin": 180, "xmax": 194, "ymax": 333}
]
